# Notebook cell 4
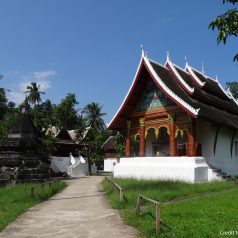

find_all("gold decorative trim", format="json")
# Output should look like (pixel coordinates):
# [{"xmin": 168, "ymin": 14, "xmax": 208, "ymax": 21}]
[{"xmin": 139, "ymin": 118, "xmax": 145, "ymax": 127}]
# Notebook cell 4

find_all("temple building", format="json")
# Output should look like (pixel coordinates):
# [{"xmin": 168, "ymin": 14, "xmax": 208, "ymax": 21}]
[{"xmin": 108, "ymin": 49, "xmax": 238, "ymax": 182}]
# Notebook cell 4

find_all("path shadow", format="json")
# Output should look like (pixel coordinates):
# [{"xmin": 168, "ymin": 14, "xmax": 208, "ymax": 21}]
[{"xmin": 50, "ymin": 193, "xmax": 106, "ymax": 201}]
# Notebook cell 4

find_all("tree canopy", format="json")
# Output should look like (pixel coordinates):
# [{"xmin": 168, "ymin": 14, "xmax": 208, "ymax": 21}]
[
  {"xmin": 83, "ymin": 102, "xmax": 106, "ymax": 131},
  {"xmin": 25, "ymin": 82, "xmax": 45, "ymax": 107},
  {"xmin": 55, "ymin": 93, "xmax": 81, "ymax": 130},
  {"xmin": 209, "ymin": 0, "xmax": 238, "ymax": 61}
]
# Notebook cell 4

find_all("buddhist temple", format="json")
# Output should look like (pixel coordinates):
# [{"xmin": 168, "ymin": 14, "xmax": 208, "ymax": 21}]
[{"xmin": 108, "ymin": 49, "xmax": 238, "ymax": 182}]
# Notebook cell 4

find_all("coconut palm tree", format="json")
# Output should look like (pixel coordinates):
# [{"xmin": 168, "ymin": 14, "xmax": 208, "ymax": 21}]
[
  {"xmin": 83, "ymin": 102, "xmax": 106, "ymax": 131},
  {"xmin": 25, "ymin": 82, "xmax": 45, "ymax": 106},
  {"xmin": 25, "ymin": 82, "xmax": 45, "ymax": 125}
]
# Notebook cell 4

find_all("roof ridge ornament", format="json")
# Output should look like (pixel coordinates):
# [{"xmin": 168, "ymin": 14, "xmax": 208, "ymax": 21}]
[
  {"xmin": 141, "ymin": 45, "xmax": 146, "ymax": 58},
  {"xmin": 185, "ymin": 56, "xmax": 188, "ymax": 68},
  {"xmin": 166, "ymin": 51, "xmax": 170, "ymax": 62},
  {"xmin": 201, "ymin": 61, "xmax": 205, "ymax": 74}
]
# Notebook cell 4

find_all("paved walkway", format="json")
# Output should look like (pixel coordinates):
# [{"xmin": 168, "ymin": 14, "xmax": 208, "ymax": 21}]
[{"xmin": 0, "ymin": 176, "xmax": 138, "ymax": 238}]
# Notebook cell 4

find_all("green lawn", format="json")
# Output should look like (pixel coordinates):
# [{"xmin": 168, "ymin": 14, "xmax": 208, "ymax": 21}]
[
  {"xmin": 103, "ymin": 178, "xmax": 238, "ymax": 238},
  {"xmin": 0, "ymin": 180, "xmax": 66, "ymax": 231}
]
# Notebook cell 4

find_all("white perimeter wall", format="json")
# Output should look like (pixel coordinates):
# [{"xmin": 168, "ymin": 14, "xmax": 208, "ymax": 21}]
[
  {"xmin": 50, "ymin": 156, "xmax": 97, "ymax": 176},
  {"xmin": 197, "ymin": 119, "xmax": 238, "ymax": 176},
  {"xmin": 114, "ymin": 157, "xmax": 209, "ymax": 183},
  {"xmin": 104, "ymin": 159, "xmax": 118, "ymax": 172}
]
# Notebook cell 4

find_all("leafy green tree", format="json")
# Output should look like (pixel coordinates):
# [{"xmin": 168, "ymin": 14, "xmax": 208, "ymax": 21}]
[
  {"xmin": 0, "ymin": 88, "xmax": 8, "ymax": 120},
  {"xmin": 83, "ymin": 102, "xmax": 106, "ymax": 131},
  {"xmin": 25, "ymin": 82, "xmax": 45, "ymax": 107},
  {"xmin": 226, "ymin": 81, "xmax": 238, "ymax": 98},
  {"xmin": 209, "ymin": 0, "xmax": 238, "ymax": 61},
  {"xmin": 89, "ymin": 129, "xmax": 112, "ymax": 169},
  {"xmin": 39, "ymin": 135, "xmax": 57, "ymax": 159},
  {"xmin": 7, "ymin": 101, "xmax": 16, "ymax": 110},
  {"xmin": 0, "ymin": 103, "xmax": 19, "ymax": 141},
  {"xmin": 36, "ymin": 99, "xmax": 57, "ymax": 130},
  {"xmin": 114, "ymin": 132, "xmax": 125, "ymax": 158},
  {"xmin": 55, "ymin": 93, "xmax": 81, "ymax": 130},
  {"xmin": 76, "ymin": 127, "xmax": 111, "ymax": 173},
  {"xmin": 76, "ymin": 102, "xmax": 107, "ymax": 173}
]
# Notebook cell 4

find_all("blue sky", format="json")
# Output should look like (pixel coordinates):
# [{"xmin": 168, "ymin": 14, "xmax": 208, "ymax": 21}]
[{"xmin": 0, "ymin": 0, "xmax": 237, "ymax": 123}]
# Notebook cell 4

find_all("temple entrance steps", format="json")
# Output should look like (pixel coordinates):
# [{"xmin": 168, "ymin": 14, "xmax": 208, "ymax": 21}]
[{"xmin": 207, "ymin": 166, "xmax": 237, "ymax": 182}]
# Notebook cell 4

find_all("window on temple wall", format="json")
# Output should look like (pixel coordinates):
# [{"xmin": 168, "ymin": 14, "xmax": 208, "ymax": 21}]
[{"xmin": 176, "ymin": 130, "xmax": 188, "ymax": 156}]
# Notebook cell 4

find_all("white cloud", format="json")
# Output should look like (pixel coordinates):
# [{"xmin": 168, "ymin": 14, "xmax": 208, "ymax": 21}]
[
  {"xmin": 7, "ymin": 70, "xmax": 56, "ymax": 104},
  {"xmin": 32, "ymin": 70, "xmax": 56, "ymax": 80},
  {"xmin": 8, "ymin": 91, "xmax": 26, "ymax": 104}
]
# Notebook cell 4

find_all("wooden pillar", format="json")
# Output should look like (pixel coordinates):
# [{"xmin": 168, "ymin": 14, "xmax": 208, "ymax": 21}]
[
  {"xmin": 139, "ymin": 118, "xmax": 145, "ymax": 157},
  {"xmin": 125, "ymin": 120, "xmax": 131, "ymax": 157},
  {"xmin": 168, "ymin": 114, "xmax": 176, "ymax": 156},
  {"xmin": 187, "ymin": 118, "xmax": 196, "ymax": 156}
]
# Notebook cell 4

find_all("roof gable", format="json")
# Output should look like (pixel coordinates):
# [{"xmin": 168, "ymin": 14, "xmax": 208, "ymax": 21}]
[
  {"xmin": 55, "ymin": 129, "xmax": 72, "ymax": 141},
  {"xmin": 108, "ymin": 56, "xmax": 200, "ymax": 130},
  {"xmin": 108, "ymin": 52, "xmax": 238, "ymax": 130},
  {"xmin": 135, "ymin": 80, "xmax": 176, "ymax": 112}
]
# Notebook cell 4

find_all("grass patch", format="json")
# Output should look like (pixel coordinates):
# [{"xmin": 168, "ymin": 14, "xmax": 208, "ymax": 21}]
[
  {"xmin": 103, "ymin": 178, "xmax": 238, "ymax": 238},
  {"xmin": 0, "ymin": 180, "xmax": 66, "ymax": 231}
]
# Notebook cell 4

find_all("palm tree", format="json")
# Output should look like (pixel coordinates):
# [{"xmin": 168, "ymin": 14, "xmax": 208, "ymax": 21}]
[
  {"xmin": 25, "ymin": 82, "xmax": 45, "ymax": 106},
  {"xmin": 83, "ymin": 102, "xmax": 106, "ymax": 131},
  {"xmin": 25, "ymin": 82, "xmax": 45, "ymax": 125}
]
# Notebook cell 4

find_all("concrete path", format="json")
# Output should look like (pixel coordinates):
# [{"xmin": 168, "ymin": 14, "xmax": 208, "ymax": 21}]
[{"xmin": 0, "ymin": 176, "xmax": 138, "ymax": 238}]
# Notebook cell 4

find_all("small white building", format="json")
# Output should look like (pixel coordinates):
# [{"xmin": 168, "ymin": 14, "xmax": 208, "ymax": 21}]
[
  {"xmin": 108, "ymin": 50, "xmax": 238, "ymax": 183},
  {"xmin": 102, "ymin": 136, "xmax": 118, "ymax": 172}
]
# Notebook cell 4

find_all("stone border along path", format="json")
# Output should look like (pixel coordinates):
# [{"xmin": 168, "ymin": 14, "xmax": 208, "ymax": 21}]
[{"xmin": 0, "ymin": 176, "xmax": 138, "ymax": 238}]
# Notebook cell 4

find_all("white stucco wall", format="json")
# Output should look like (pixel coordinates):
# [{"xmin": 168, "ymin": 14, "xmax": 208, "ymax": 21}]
[
  {"xmin": 50, "ymin": 156, "xmax": 97, "ymax": 176},
  {"xmin": 196, "ymin": 119, "xmax": 215, "ymax": 165},
  {"xmin": 50, "ymin": 156, "xmax": 71, "ymax": 173},
  {"xmin": 197, "ymin": 119, "xmax": 238, "ymax": 176},
  {"xmin": 113, "ymin": 157, "xmax": 209, "ymax": 183},
  {"xmin": 215, "ymin": 127, "xmax": 238, "ymax": 175},
  {"xmin": 104, "ymin": 159, "xmax": 118, "ymax": 172}
]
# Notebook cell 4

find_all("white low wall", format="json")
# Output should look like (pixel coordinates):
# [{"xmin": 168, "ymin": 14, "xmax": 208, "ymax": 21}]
[
  {"xmin": 113, "ymin": 157, "xmax": 210, "ymax": 183},
  {"xmin": 104, "ymin": 159, "xmax": 118, "ymax": 172},
  {"xmin": 50, "ymin": 156, "xmax": 97, "ymax": 177},
  {"xmin": 50, "ymin": 156, "xmax": 70, "ymax": 173}
]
